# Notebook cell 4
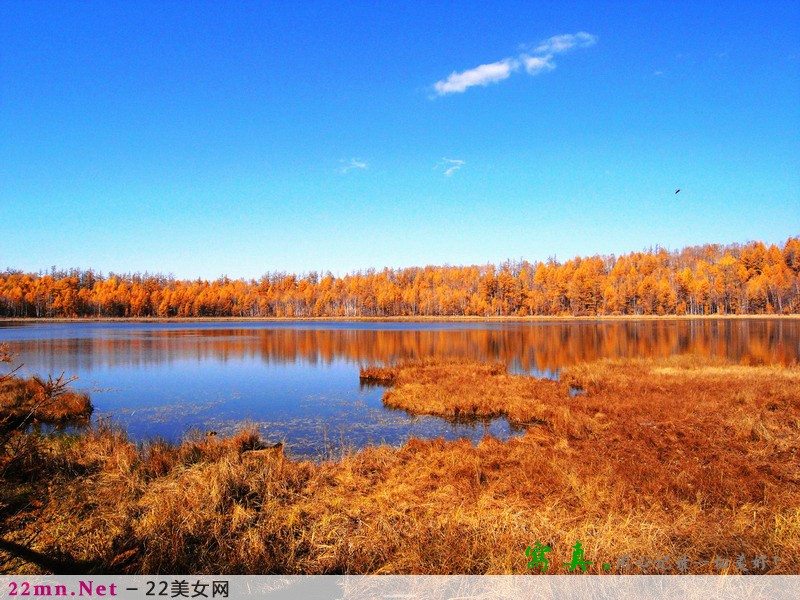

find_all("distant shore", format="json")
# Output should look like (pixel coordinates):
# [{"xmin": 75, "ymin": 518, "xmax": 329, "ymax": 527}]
[{"xmin": 0, "ymin": 314, "xmax": 798, "ymax": 324}]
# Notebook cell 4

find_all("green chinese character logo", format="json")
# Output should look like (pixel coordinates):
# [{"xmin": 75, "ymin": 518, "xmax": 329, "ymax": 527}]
[
  {"xmin": 525, "ymin": 542, "xmax": 552, "ymax": 573},
  {"xmin": 564, "ymin": 541, "xmax": 593, "ymax": 573}
]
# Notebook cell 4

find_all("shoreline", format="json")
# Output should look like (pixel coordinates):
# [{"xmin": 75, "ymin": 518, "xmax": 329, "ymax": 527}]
[{"xmin": 1, "ymin": 314, "xmax": 798, "ymax": 324}]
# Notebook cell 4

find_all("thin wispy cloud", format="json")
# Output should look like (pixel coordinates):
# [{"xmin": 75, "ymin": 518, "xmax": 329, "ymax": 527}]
[
  {"xmin": 522, "ymin": 55, "xmax": 555, "ymax": 75},
  {"xmin": 532, "ymin": 32, "xmax": 597, "ymax": 55},
  {"xmin": 338, "ymin": 158, "xmax": 367, "ymax": 174},
  {"xmin": 432, "ymin": 31, "xmax": 597, "ymax": 96},
  {"xmin": 436, "ymin": 157, "xmax": 465, "ymax": 177}
]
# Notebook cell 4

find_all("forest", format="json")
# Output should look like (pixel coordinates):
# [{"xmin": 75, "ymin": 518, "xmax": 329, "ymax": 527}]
[{"xmin": 1, "ymin": 238, "xmax": 798, "ymax": 318}]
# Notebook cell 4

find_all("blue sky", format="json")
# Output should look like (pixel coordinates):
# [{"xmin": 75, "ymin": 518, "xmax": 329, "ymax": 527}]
[{"xmin": 1, "ymin": 1, "xmax": 798, "ymax": 279}]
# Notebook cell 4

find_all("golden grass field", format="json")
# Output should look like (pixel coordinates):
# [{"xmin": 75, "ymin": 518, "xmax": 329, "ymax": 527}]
[{"xmin": 0, "ymin": 354, "xmax": 798, "ymax": 574}]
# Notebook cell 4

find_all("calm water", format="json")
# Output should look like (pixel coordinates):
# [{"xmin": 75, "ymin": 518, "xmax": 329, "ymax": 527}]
[{"xmin": 1, "ymin": 319, "xmax": 797, "ymax": 459}]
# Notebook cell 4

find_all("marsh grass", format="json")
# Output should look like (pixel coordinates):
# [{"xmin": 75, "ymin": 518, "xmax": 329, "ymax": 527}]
[
  {"xmin": 0, "ymin": 376, "xmax": 92, "ymax": 426},
  {"xmin": 0, "ymin": 369, "xmax": 93, "ymax": 480},
  {"xmin": 361, "ymin": 359, "xmax": 568, "ymax": 428},
  {"xmin": 1, "ymin": 356, "xmax": 798, "ymax": 574}
]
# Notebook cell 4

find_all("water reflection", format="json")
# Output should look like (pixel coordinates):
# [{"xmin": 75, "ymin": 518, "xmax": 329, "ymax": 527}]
[
  {"xmin": 0, "ymin": 320, "xmax": 797, "ymax": 458},
  {"xmin": 2, "ymin": 319, "xmax": 797, "ymax": 373}
]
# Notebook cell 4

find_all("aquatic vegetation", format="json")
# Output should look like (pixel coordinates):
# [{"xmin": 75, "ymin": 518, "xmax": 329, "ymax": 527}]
[{"xmin": 362, "ymin": 359, "xmax": 567, "ymax": 427}]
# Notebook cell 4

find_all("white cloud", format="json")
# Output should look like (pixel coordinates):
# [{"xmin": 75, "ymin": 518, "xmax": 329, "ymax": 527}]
[
  {"xmin": 533, "ymin": 32, "xmax": 597, "ymax": 55},
  {"xmin": 521, "ymin": 55, "xmax": 556, "ymax": 75},
  {"xmin": 437, "ymin": 157, "xmax": 465, "ymax": 177},
  {"xmin": 433, "ymin": 59, "xmax": 518, "ymax": 96},
  {"xmin": 338, "ymin": 158, "xmax": 367, "ymax": 174},
  {"xmin": 653, "ymin": 70, "xmax": 664, "ymax": 76},
  {"xmin": 432, "ymin": 31, "xmax": 597, "ymax": 96}
]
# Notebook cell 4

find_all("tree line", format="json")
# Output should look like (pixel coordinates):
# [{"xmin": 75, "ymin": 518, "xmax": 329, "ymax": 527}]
[{"xmin": 1, "ymin": 238, "xmax": 798, "ymax": 318}]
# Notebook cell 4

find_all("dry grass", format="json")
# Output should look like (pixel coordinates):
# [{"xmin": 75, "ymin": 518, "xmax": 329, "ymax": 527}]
[
  {"xmin": 0, "ymin": 376, "xmax": 92, "ymax": 426},
  {"xmin": 1, "ymin": 355, "xmax": 798, "ymax": 575},
  {"xmin": 361, "ymin": 359, "xmax": 584, "ymax": 433}
]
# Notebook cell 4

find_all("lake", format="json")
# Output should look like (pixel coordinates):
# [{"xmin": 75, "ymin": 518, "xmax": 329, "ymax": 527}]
[{"xmin": 1, "ymin": 319, "xmax": 797, "ymax": 459}]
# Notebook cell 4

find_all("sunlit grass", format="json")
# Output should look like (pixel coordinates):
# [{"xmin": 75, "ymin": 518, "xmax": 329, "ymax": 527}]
[{"xmin": 0, "ymin": 376, "xmax": 92, "ymax": 426}]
